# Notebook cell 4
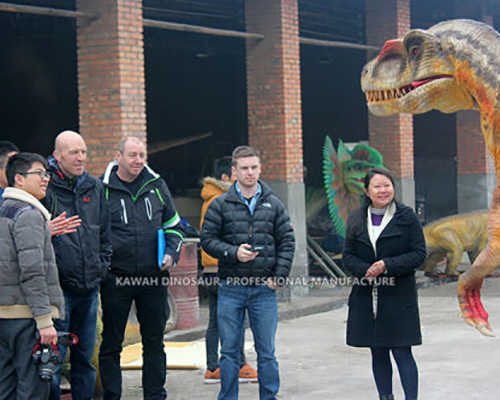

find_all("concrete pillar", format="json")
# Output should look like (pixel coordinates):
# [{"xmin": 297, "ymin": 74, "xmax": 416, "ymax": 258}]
[
  {"xmin": 76, "ymin": 0, "xmax": 146, "ymax": 176},
  {"xmin": 455, "ymin": 1, "xmax": 496, "ymax": 212},
  {"xmin": 245, "ymin": 0, "xmax": 308, "ymax": 297},
  {"xmin": 365, "ymin": 0, "xmax": 415, "ymax": 208}
]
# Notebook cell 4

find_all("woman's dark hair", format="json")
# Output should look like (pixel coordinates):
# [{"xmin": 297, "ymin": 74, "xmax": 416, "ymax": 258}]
[
  {"xmin": 6, "ymin": 152, "xmax": 47, "ymax": 187},
  {"xmin": 363, "ymin": 167, "xmax": 396, "ymax": 206}
]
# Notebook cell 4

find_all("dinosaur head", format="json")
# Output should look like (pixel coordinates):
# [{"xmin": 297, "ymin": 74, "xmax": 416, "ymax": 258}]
[{"xmin": 361, "ymin": 25, "xmax": 477, "ymax": 116}]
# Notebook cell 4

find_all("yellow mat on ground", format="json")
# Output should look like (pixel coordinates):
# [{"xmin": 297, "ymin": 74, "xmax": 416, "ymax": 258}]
[{"xmin": 121, "ymin": 341, "xmax": 206, "ymax": 370}]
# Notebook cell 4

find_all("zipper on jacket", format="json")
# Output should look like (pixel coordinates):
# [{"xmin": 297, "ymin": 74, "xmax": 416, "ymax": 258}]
[{"xmin": 120, "ymin": 198, "xmax": 128, "ymax": 224}]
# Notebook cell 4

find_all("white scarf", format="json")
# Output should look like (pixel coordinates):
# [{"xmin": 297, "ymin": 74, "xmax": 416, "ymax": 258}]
[
  {"xmin": 367, "ymin": 201, "xmax": 396, "ymax": 257},
  {"xmin": 2, "ymin": 187, "xmax": 51, "ymax": 221}
]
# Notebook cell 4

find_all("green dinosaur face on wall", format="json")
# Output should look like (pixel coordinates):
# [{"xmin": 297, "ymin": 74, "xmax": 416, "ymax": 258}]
[
  {"xmin": 361, "ymin": 20, "xmax": 483, "ymax": 116},
  {"xmin": 323, "ymin": 137, "xmax": 385, "ymax": 237}
]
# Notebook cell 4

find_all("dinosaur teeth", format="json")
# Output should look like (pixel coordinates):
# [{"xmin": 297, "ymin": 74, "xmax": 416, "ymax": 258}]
[{"xmin": 366, "ymin": 86, "xmax": 415, "ymax": 103}]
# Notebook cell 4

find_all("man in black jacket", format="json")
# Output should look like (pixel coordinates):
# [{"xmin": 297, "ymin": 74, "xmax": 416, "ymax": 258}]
[
  {"xmin": 99, "ymin": 136, "xmax": 183, "ymax": 400},
  {"xmin": 201, "ymin": 145, "xmax": 295, "ymax": 400},
  {"xmin": 43, "ymin": 131, "xmax": 112, "ymax": 400}
]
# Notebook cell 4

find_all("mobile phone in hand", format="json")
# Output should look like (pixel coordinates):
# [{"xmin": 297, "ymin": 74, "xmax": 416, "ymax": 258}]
[{"xmin": 250, "ymin": 246, "xmax": 264, "ymax": 252}]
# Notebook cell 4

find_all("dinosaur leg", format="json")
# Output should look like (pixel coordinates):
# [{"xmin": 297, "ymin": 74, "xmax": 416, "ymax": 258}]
[
  {"xmin": 446, "ymin": 248, "xmax": 463, "ymax": 276},
  {"xmin": 457, "ymin": 188, "xmax": 500, "ymax": 336}
]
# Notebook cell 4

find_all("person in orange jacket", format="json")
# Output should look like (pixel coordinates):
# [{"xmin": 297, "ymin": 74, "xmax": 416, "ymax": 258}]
[{"xmin": 200, "ymin": 156, "xmax": 257, "ymax": 384}]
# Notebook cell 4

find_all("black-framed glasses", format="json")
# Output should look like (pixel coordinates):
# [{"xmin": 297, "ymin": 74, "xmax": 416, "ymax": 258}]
[{"xmin": 21, "ymin": 170, "xmax": 51, "ymax": 180}]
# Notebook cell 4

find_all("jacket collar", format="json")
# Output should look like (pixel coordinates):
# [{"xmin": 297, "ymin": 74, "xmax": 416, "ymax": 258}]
[
  {"xmin": 2, "ymin": 187, "xmax": 51, "ymax": 221},
  {"xmin": 367, "ymin": 201, "xmax": 396, "ymax": 253},
  {"xmin": 47, "ymin": 156, "xmax": 90, "ymax": 192},
  {"xmin": 102, "ymin": 161, "xmax": 159, "ymax": 194},
  {"xmin": 226, "ymin": 179, "xmax": 272, "ymax": 203}
]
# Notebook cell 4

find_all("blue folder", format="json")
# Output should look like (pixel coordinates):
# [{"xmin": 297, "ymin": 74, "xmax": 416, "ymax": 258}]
[{"xmin": 157, "ymin": 229, "xmax": 166, "ymax": 267}]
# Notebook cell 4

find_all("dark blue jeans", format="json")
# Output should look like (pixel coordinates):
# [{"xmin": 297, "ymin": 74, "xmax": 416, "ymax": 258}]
[
  {"xmin": 50, "ymin": 289, "xmax": 99, "ymax": 400},
  {"xmin": 0, "ymin": 318, "xmax": 50, "ymax": 400},
  {"xmin": 217, "ymin": 281, "xmax": 279, "ymax": 400},
  {"xmin": 205, "ymin": 275, "xmax": 246, "ymax": 371}
]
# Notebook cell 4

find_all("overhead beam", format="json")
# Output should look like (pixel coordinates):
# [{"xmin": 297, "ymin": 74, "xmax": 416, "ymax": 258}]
[
  {"xmin": 143, "ymin": 18, "xmax": 264, "ymax": 40},
  {"xmin": 300, "ymin": 36, "xmax": 380, "ymax": 51},
  {"xmin": 0, "ymin": 2, "xmax": 95, "ymax": 19},
  {"xmin": 0, "ymin": 2, "xmax": 377, "ymax": 51}
]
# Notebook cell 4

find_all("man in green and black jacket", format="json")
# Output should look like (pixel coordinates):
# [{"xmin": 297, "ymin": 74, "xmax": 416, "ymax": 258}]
[{"xmin": 99, "ymin": 136, "xmax": 183, "ymax": 400}]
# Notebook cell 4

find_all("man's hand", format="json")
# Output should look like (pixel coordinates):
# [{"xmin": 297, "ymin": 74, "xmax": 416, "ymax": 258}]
[
  {"xmin": 48, "ymin": 212, "xmax": 82, "ymax": 237},
  {"xmin": 365, "ymin": 260, "xmax": 386, "ymax": 278},
  {"xmin": 266, "ymin": 277, "xmax": 277, "ymax": 290},
  {"xmin": 160, "ymin": 254, "xmax": 174, "ymax": 271},
  {"xmin": 237, "ymin": 244, "xmax": 258, "ymax": 263},
  {"xmin": 39, "ymin": 326, "xmax": 58, "ymax": 345}
]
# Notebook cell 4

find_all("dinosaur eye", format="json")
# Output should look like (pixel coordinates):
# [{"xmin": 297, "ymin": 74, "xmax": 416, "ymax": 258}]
[{"xmin": 411, "ymin": 47, "xmax": 420, "ymax": 57}]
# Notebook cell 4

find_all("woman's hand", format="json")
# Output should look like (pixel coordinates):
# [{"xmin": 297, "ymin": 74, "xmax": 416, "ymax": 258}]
[{"xmin": 365, "ymin": 260, "xmax": 386, "ymax": 278}]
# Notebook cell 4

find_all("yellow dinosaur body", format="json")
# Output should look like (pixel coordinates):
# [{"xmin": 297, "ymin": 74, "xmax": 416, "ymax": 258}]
[{"xmin": 423, "ymin": 211, "xmax": 488, "ymax": 276}]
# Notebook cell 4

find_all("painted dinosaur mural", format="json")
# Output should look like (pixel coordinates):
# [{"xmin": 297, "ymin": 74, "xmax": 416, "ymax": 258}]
[
  {"xmin": 322, "ymin": 137, "xmax": 385, "ymax": 237},
  {"xmin": 361, "ymin": 19, "xmax": 500, "ymax": 336}
]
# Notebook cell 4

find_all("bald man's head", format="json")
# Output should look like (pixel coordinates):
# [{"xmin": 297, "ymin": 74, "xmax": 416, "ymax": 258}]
[{"xmin": 53, "ymin": 130, "xmax": 87, "ymax": 178}]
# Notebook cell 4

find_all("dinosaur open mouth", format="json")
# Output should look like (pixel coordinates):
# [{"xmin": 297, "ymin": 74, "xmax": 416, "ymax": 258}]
[{"xmin": 365, "ymin": 74, "xmax": 452, "ymax": 103}]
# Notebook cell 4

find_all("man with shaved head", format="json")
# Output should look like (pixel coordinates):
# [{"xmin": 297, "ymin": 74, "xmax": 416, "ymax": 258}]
[{"xmin": 43, "ymin": 130, "xmax": 112, "ymax": 400}]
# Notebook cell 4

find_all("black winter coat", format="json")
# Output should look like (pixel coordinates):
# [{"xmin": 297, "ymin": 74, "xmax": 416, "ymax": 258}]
[
  {"xmin": 102, "ymin": 162, "xmax": 183, "ymax": 276},
  {"xmin": 343, "ymin": 201, "xmax": 426, "ymax": 347},
  {"xmin": 43, "ymin": 160, "xmax": 112, "ymax": 294},
  {"xmin": 200, "ymin": 181, "xmax": 295, "ymax": 280}
]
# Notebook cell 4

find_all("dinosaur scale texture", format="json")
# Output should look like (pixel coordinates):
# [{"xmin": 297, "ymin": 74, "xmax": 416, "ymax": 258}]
[{"xmin": 361, "ymin": 19, "xmax": 500, "ymax": 336}]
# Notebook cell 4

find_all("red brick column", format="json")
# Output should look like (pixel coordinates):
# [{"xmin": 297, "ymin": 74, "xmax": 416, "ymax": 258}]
[
  {"xmin": 366, "ymin": 0, "xmax": 414, "ymax": 207},
  {"xmin": 76, "ymin": 0, "xmax": 146, "ymax": 176},
  {"xmin": 245, "ymin": 0, "xmax": 303, "ymax": 184},
  {"xmin": 245, "ymin": 0, "xmax": 307, "ymax": 296},
  {"xmin": 455, "ymin": 2, "xmax": 495, "ymax": 212}
]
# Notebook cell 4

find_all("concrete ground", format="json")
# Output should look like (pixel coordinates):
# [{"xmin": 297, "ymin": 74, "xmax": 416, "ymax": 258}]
[{"xmin": 116, "ymin": 273, "xmax": 500, "ymax": 399}]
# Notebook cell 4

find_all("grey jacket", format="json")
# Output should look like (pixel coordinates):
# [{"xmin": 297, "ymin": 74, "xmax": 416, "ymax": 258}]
[{"xmin": 0, "ymin": 188, "xmax": 65, "ymax": 329}]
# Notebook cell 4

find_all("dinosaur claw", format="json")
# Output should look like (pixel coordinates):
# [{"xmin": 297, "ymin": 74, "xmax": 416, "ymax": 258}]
[
  {"xmin": 457, "ymin": 283, "xmax": 495, "ymax": 337},
  {"xmin": 476, "ymin": 323, "xmax": 495, "ymax": 337}
]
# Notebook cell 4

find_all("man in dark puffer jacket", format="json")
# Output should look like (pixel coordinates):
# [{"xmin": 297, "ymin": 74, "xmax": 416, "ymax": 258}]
[{"xmin": 201, "ymin": 145, "xmax": 295, "ymax": 400}]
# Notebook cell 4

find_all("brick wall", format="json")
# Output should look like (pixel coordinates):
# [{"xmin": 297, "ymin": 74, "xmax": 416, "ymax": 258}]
[
  {"xmin": 365, "ymin": 0, "xmax": 413, "ymax": 179},
  {"xmin": 76, "ymin": 0, "xmax": 146, "ymax": 176},
  {"xmin": 245, "ymin": 0, "xmax": 303, "ymax": 184}
]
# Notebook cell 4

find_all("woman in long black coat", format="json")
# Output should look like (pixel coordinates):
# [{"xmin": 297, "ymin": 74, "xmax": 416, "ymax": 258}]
[{"xmin": 343, "ymin": 168, "xmax": 426, "ymax": 400}]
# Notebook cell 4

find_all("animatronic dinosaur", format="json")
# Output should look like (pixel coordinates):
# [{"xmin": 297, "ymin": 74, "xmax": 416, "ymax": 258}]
[
  {"xmin": 423, "ymin": 211, "xmax": 488, "ymax": 276},
  {"xmin": 361, "ymin": 19, "xmax": 500, "ymax": 336},
  {"xmin": 322, "ymin": 137, "xmax": 385, "ymax": 237}
]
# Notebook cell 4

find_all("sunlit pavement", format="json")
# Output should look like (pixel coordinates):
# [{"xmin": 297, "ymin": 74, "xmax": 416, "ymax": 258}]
[{"xmin": 117, "ymin": 276, "xmax": 500, "ymax": 399}]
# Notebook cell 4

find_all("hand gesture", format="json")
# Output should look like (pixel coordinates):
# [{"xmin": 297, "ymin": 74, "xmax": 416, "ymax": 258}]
[
  {"xmin": 48, "ymin": 212, "xmax": 82, "ymax": 237},
  {"xmin": 237, "ymin": 244, "xmax": 258, "ymax": 263}
]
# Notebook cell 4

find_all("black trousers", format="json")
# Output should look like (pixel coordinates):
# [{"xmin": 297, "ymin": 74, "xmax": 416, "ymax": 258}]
[
  {"xmin": 99, "ymin": 275, "xmax": 169, "ymax": 400},
  {"xmin": 370, "ymin": 346, "xmax": 418, "ymax": 400},
  {"xmin": 0, "ymin": 318, "xmax": 50, "ymax": 400}
]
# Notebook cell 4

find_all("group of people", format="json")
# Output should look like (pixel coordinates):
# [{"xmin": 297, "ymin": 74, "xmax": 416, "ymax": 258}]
[
  {"xmin": 0, "ymin": 138, "xmax": 297, "ymax": 400},
  {"xmin": 0, "ymin": 134, "xmax": 183, "ymax": 400},
  {"xmin": 0, "ymin": 134, "xmax": 426, "ymax": 400}
]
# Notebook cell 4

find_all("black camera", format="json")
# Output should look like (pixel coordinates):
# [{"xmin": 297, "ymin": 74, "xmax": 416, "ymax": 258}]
[{"xmin": 32, "ymin": 332, "xmax": 79, "ymax": 381}]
